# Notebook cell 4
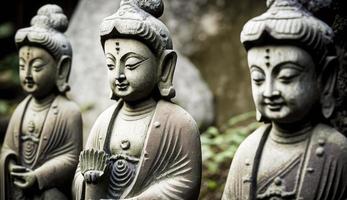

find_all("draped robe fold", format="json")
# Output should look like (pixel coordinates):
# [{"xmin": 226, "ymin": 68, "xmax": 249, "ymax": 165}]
[
  {"xmin": 222, "ymin": 124, "xmax": 347, "ymax": 200},
  {"xmin": 73, "ymin": 100, "xmax": 202, "ymax": 200},
  {"xmin": 0, "ymin": 95, "xmax": 83, "ymax": 200}
]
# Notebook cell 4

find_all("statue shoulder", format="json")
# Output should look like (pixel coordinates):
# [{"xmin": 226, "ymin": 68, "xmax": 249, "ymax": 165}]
[
  {"xmin": 9, "ymin": 96, "xmax": 31, "ymax": 120},
  {"xmin": 241, "ymin": 124, "xmax": 269, "ymax": 149},
  {"xmin": 92, "ymin": 103, "xmax": 119, "ymax": 127},
  {"xmin": 55, "ymin": 95, "xmax": 81, "ymax": 114},
  {"xmin": 312, "ymin": 123, "xmax": 347, "ymax": 155},
  {"xmin": 157, "ymin": 100, "xmax": 199, "ymax": 133},
  {"xmin": 234, "ymin": 124, "xmax": 270, "ymax": 158}
]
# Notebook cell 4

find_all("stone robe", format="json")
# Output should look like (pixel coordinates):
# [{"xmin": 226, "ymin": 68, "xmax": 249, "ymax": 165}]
[
  {"xmin": 222, "ymin": 123, "xmax": 347, "ymax": 200},
  {"xmin": 73, "ymin": 100, "xmax": 201, "ymax": 200},
  {"xmin": 0, "ymin": 95, "xmax": 83, "ymax": 200}
]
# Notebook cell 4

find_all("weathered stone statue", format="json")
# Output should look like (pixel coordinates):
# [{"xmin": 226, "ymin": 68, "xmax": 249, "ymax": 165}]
[
  {"xmin": 222, "ymin": 0, "xmax": 347, "ymax": 199},
  {"xmin": 0, "ymin": 5, "xmax": 83, "ymax": 200},
  {"xmin": 72, "ymin": 0, "xmax": 201, "ymax": 199}
]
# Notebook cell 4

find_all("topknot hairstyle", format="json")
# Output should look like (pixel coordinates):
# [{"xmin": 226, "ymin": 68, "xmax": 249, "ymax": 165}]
[
  {"xmin": 15, "ymin": 4, "xmax": 72, "ymax": 60},
  {"xmin": 241, "ymin": 0, "xmax": 335, "ymax": 66},
  {"xmin": 100, "ymin": 0, "xmax": 172, "ymax": 55}
]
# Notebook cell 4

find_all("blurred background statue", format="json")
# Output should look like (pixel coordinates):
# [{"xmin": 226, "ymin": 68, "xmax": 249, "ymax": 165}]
[
  {"xmin": 72, "ymin": 0, "xmax": 201, "ymax": 199},
  {"xmin": 0, "ymin": 4, "xmax": 82, "ymax": 200},
  {"xmin": 223, "ymin": 0, "xmax": 347, "ymax": 199}
]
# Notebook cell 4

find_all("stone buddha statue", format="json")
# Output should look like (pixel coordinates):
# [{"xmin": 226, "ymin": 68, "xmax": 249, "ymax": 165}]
[
  {"xmin": 222, "ymin": 0, "xmax": 347, "ymax": 199},
  {"xmin": 72, "ymin": 0, "xmax": 201, "ymax": 199},
  {"xmin": 0, "ymin": 4, "xmax": 83, "ymax": 200}
]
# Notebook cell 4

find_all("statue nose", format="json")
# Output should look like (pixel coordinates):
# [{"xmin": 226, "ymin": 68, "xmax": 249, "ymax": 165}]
[
  {"xmin": 263, "ymin": 90, "xmax": 281, "ymax": 99},
  {"xmin": 115, "ymin": 74, "xmax": 126, "ymax": 82}
]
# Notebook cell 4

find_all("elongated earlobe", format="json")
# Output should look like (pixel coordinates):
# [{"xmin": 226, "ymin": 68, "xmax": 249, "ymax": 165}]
[
  {"xmin": 56, "ymin": 55, "xmax": 71, "ymax": 93},
  {"xmin": 158, "ymin": 50, "xmax": 177, "ymax": 99},
  {"xmin": 320, "ymin": 56, "xmax": 337, "ymax": 119}
]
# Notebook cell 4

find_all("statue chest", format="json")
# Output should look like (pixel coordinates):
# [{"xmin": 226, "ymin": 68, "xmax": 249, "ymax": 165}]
[
  {"xmin": 255, "ymin": 136, "xmax": 309, "ymax": 199},
  {"xmin": 20, "ymin": 102, "xmax": 50, "ymax": 166},
  {"xmin": 109, "ymin": 113, "xmax": 152, "ymax": 158}
]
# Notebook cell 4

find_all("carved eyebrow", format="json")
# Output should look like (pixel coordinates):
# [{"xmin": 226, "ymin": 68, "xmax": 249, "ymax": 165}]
[
  {"xmin": 106, "ymin": 53, "xmax": 116, "ymax": 62},
  {"xmin": 29, "ymin": 58, "xmax": 47, "ymax": 67},
  {"xmin": 273, "ymin": 61, "xmax": 305, "ymax": 72},
  {"xmin": 121, "ymin": 52, "xmax": 146, "ymax": 61},
  {"xmin": 250, "ymin": 65, "xmax": 264, "ymax": 73},
  {"xmin": 19, "ymin": 57, "xmax": 25, "ymax": 62}
]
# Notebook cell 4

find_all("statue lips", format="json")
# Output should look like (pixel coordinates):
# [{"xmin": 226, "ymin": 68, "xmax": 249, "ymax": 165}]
[
  {"xmin": 115, "ymin": 81, "xmax": 129, "ymax": 91},
  {"xmin": 263, "ymin": 99, "xmax": 284, "ymax": 111}
]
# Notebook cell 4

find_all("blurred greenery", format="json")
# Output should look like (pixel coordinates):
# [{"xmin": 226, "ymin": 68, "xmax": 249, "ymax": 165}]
[
  {"xmin": 0, "ymin": 52, "xmax": 20, "ymax": 118},
  {"xmin": 0, "ymin": 53, "xmax": 19, "ymax": 84},
  {"xmin": 0, "ymin": 22, "xmax": 14, "ymax": 39},
  {"xmin": 200, "ymin": 111, "xmax": 260, "ymax": 199}
]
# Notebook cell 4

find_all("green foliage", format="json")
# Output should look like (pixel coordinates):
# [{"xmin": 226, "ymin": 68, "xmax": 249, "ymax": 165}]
[
  {"xmin": 200, "ymin": 111, "xmax": 260, "ymax": 199},
  {"xmin": 0, "ymin": 22, "xmax": 14, "ymax": 39},
  {"xmin": 0, "ymin": 53, "xmax": 19, "ymax": 85}
]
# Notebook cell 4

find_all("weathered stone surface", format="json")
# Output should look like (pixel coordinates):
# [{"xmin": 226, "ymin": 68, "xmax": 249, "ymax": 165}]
[{"xmin": 66, "ymin": 0, "xmax": 214, "ymax": 138}]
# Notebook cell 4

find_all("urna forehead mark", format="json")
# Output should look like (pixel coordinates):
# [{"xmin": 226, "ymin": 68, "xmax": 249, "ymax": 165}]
[
  {"xmin": 265, "ymin": 48, "xmax": 270, "ymax": 68},
  {"xmin": 115, "ymin": 41, "xmax": 120, "ymax": 54}
]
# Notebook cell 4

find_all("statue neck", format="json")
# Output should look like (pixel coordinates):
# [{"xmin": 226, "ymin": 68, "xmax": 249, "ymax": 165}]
[
  {"xmin": 121, "ymin": 98, "xmax": 156, "ymax": 117},
  {"xmin": 31, "ymin": 94, "xmax": 56, "ymax": 111},
  {"xmin": 270, "ymin": 120, "xmax": 314, "ymax": 144}
]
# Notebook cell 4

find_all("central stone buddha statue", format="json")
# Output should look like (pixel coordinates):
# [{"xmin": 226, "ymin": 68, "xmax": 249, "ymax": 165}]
[
  {"xmin": 223, "ymin": 0, "xmax": 347, "ymax": 199},
  {"xmin": 72, "ymin": 0, "xmax": 202, "ymax": 199}
]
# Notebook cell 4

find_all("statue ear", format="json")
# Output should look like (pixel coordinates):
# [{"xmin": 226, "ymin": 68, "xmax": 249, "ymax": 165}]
[
  {"xmin": 320, "ymin": 56, "xmax": 338, "ymax": 119},
  {"xmin": 157, "ymin": 50, "xmax": 177, "ymax": 99},
  {"xmin": 56, "ymin": 55, "xmax": 71, "ymax": 93}
]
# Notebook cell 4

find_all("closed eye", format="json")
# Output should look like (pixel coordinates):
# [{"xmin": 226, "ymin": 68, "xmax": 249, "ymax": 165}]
[
  {"xmin": 125, "ymin": 56, "xmax": 148, "ymax": 70},
  {"xmin": 250, "ymin": 66, "xmax": 265, "ymax": 85},
  {"xmin": 277, "ymin": 65, "xmax": 303, "ymax": 83},
  {"xmin": 107, "ymin": 64, "xmax": 115, "ymax": 70},
  {"xmin": 32, "ymin": 60, "xmax": 46, "ymax": 72}
]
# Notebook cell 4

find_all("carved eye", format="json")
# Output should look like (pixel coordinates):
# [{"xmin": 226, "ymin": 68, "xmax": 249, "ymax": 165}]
[
  {"xmin": 277, "ymin": 66, "xmax": 302, "ymax": 83},
  {"xmin": 251, "ymin": 69, "xmax": 265, "ymax": 85},
  {"xmin": 19, "ymin": 59, "xmax": 25, "ymax": 70},
  {"xmin": 106, "ymin": 57, "xmax": 115, "ymax": 70},
  {"xmin": 125, "ymin": 56, "xmax": 147, "ymax": 70},
  {"xmin": 32, "ymin": 60, "xmax": 45, "ymax": 72}
]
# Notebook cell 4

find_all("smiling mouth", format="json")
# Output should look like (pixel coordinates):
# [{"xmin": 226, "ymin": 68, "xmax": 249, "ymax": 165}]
[
  {"xmin": 266, "ymin": 103, "xmax": 283, "ymax": 111},
  {"xmin": 116, "ymin": 83, "xmax": 129, "ymax": 90}
]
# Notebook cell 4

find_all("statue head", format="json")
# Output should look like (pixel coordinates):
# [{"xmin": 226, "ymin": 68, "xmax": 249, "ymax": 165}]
[
  {"xmin": 100, "ymin": 0, "xmax": 176, "ymax": 102},
  {"xmin": 241, "ymin": 0, "xmax": 337, "ymax": 124},
  {"xmin": 15, "ymin": 4, "xmax": 72, "ymax": 99}
]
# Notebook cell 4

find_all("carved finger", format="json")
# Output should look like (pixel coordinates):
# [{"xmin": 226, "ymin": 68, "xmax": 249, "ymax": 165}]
[
  {"xmin": 11, "ymin": 165, "xmax": 27, "ymax": 173},
  {"xmin": 13, "ymin": 179, "xmax": 29, "ymax": 189},
  {"xmin": 10, "ymin": 172, "xmax": 25, "ymax": 178}
]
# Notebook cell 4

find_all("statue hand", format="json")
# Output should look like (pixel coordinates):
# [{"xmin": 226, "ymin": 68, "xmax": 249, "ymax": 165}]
[
  {"xmin": 11, "ymin": 169, "xmax": 37, "ymax": 189},
  {"xmin": 79, "ymin": 149, "xmax": 108, "ymax": 183},
  {"xmin": 83, "ymin": 170, "xmax": 103, "ymax": 184},
  {"xmin": 8, "ymin": 161, "xmax": 26, "ymax": 173}
]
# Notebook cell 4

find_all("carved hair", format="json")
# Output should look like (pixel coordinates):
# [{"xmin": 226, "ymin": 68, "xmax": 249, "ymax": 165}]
[
  {"xmin": 15, "ymin": 4, "xmax": 72, "ymax": 60},
  {"xmin": 241, "ymin": 0, "xmax": 335, "ymax": 67},
  {"xmin": 100, "ymin": 0, "xmax": 173, "ymax": 55}
]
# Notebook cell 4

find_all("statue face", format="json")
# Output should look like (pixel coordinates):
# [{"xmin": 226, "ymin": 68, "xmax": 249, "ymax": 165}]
[
  {"xmin": 19, "ymin": 46, "xmax": 57, "ymax": 99},
  {"xmin": 104, "ymin": 38, "xmax": 158, "ymax": 102},
  {"xmin": 247, "ymin": 45, "xmax": 320, "ymax": 124}
]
